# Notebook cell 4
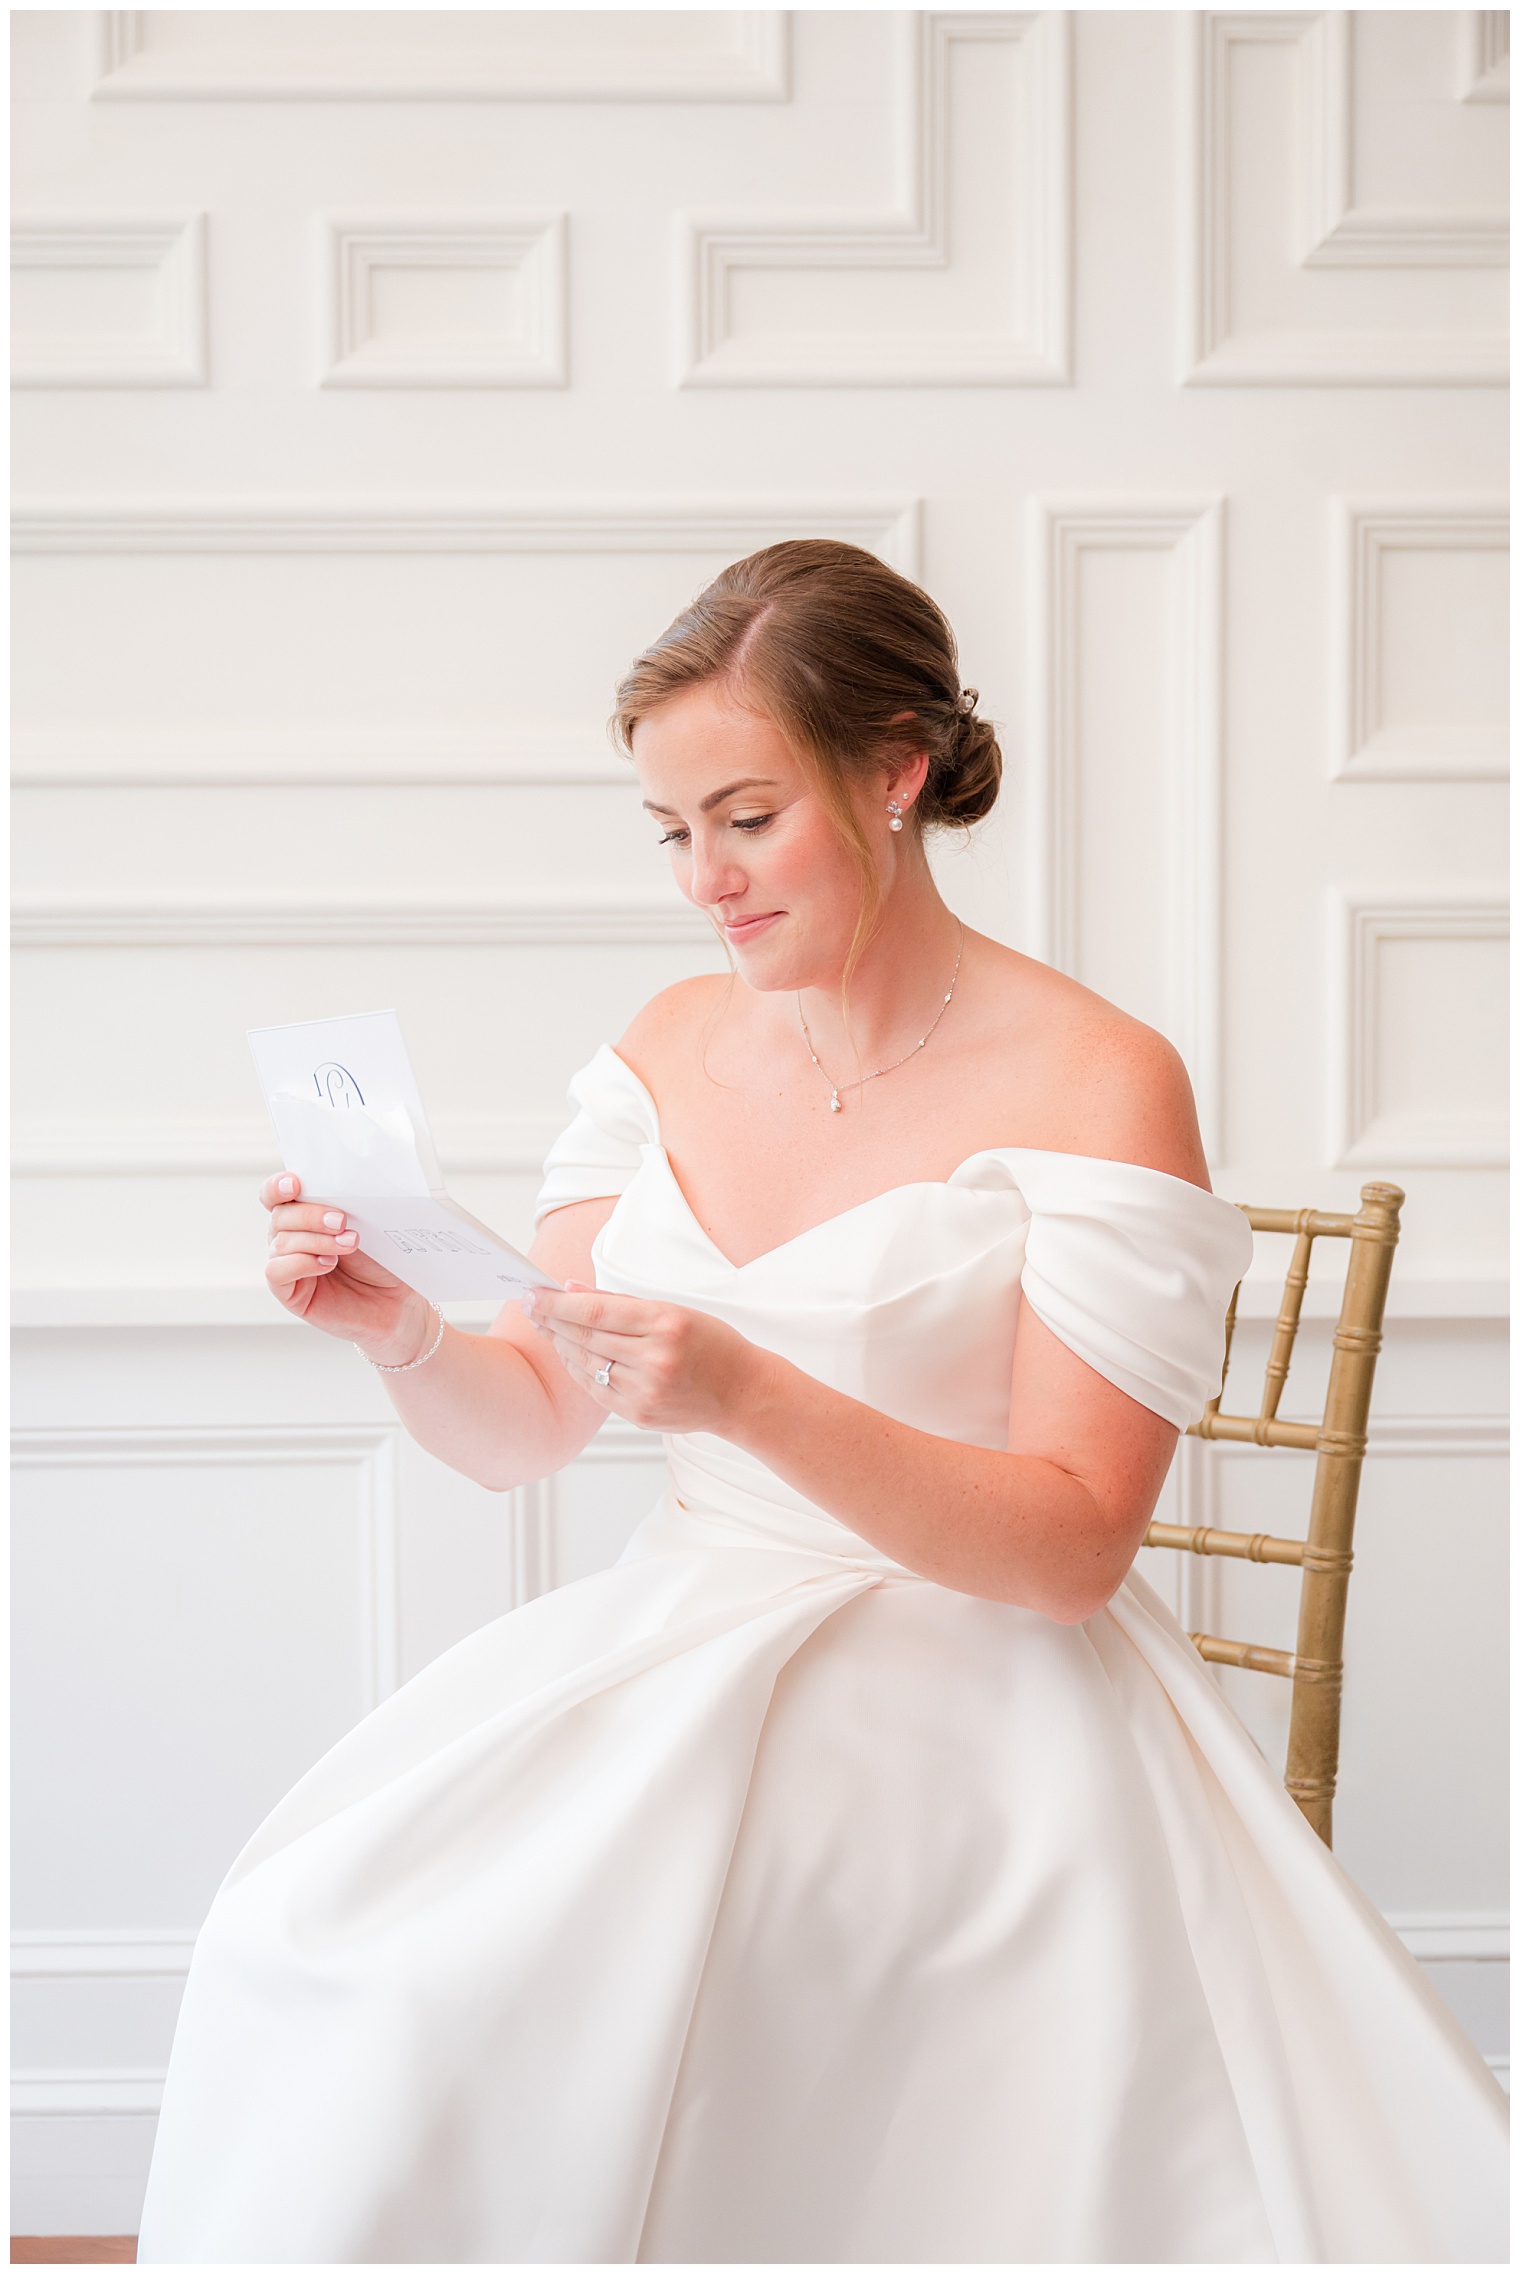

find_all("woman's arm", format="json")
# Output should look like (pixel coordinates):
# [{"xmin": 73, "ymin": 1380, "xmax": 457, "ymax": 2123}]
[
  {"xmin": 262, "ymin": 1174, "xmax": 616, "ymax": 1489},
  {"xmin": 527, "ymin": 1288, "xmax": 1174, "ymax": 1622},
  {"xmin": 373, "ymin": 1202, "xmax": 620, "ymax": 1488},
  {"xmin": 739, "ymin": 1304, "xmax": 1176, "ymax": 1620}
]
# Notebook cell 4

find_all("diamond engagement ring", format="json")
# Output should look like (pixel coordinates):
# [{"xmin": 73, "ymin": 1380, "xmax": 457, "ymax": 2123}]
[{"xmin": 594, "ymin": 1360, "xmax": 614, "ymax": 1388}]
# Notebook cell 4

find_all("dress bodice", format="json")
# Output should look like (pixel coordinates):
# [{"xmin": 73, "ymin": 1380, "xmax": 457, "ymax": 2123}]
[{"xmin": 537, "ymin": 1046, "xmax": 1253, "ymax": 1569}]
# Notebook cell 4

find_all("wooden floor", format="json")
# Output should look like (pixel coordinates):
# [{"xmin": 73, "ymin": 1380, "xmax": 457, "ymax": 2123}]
[{"xmin": 11, "ymin": 2245, "xmax": 136, "ymax": 2265}]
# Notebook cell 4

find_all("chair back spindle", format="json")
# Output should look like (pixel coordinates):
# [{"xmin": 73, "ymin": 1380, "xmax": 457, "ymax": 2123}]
[{"xmin": 1142, "ymin": 1180, "xmax": 1404, "ymax": 1847}]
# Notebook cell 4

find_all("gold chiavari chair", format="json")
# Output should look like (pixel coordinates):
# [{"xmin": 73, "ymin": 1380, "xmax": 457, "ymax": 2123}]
[{"xmin": 1142, "ymin": 1180, "xmax": 1405, "ymax": 1850}]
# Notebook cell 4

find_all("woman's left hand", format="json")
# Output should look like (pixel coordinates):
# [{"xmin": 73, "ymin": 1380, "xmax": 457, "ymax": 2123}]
[{"xmin": 524, "ymin": 1281, "xmax": 767, "ymax": 1434}]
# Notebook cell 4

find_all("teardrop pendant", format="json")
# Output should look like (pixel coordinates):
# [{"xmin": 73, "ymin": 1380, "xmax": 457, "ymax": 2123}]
[{"xmin": 829, "ymin": 1093, "xmax": 842, "ymax": 1113}]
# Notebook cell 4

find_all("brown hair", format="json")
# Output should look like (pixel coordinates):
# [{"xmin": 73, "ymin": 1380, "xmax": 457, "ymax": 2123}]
[{"xmin": 610, "ymin": 539, "xmax": 1001, "ymax": 977}]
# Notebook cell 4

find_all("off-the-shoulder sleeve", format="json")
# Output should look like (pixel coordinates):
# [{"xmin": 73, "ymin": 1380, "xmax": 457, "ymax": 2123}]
[
  {"xmin": 961, "ymin": 1150, "xmax": 1254, "ymax": 1431},
  {"xmin": 534, "ymin": 1046, "xmax": 660, "ymax": 1227}
]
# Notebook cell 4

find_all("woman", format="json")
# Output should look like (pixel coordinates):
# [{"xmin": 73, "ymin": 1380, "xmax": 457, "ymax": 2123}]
[{"xmin": 139, "ymin": 543, "xmax": 1505, "ymax": 2264}]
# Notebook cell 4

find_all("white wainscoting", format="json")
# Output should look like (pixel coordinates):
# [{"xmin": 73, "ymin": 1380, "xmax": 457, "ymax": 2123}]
[
  {"xmin": 317, "ymin": 212, "xmax": 570, "ymax": 390},
  {"xmin": 1026, "ymin": 496, "xmax": 1223, "ymax": 1156},
  {"xmin": 14, "ymin": 6, "xmax": 1507, "ymax": 2236},
  {"xmin": 11, "ymin": 1330, "xmax": 676, "ymax": 2234},
  {"xmin": 1329, "ymin": 496, "xmax": 1509, "ymax": 781},
  {"xmin": 10, "ymin": 213, "xmax": 208, "ymax": 388},
  {"xmin": 90, "ymin": 10, "xmax": 793, "ymax": 104},
  {"xmin": 1182, "ymin": 12, "xmax": 1508, "ymax": 384},
  {"xmin": 15, "ymin": 1318, "xmax": 1509, "ymax": 2235},
  {"xmin": 678, "ymin": 11, "xmax": 1070, "ymax": 386}
]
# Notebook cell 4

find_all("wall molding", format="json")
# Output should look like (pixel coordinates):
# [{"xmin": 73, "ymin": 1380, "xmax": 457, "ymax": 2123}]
[
  {"xmin": 12, "ymin": 896, "xmax": 719, "ymax": 951},
  {"xmin": 11, "ymin": 213, "xmax": 206, "ymax": 388},
  {"xmin": 1385, "ymin": 1911, "xmax": 1509, "ymax": 1961},
  {"xmin": 1181, "ymin": 14, "xmax": 1507, "ymax": 386},
  {"xmin": 13, "ymin": 1423, "xmax": 401, "ymax": 1708},
  {"xmin": 1303, "ymin": 16, "xmax": 1507, "ymax": 270},
  {"xmin": 1458, "ymin": 11, "xmax": 1510, "ymax": 102},
  {"xmin": 13, "ymin": 1112, "xmax": 571, "ymax": 1180},
  {"xmin": 1330, "ymin": 498, "xmax": 1509, "ymax": 782},
  {"xmin": 319, "ymin": 213, "xmax": 567, "ymax": 389},
  {"xmin": 510, "ymin": 1420, "xmax": 667, "ymax": 1602},
  {"xmin": 11, "ymin": 495, "xmax": 921, "ymax": 571},
  {"xmin": 12, "ymin": 1282, "xmax": 1506, "ymax": 1332},
  {"xmin": 1230, "ymin": 1276, "xmax": 1509, "ymax": 1323},
  {"xmin": 14, "ymin": 1887, "xmax": 1504, "ymax": 1982},
  {"xmin": 12, "ymin": 2069, "xmax": 165, "ymax": 2118},
  {"xmin": 1027, "ymin": 496, "xmax": 1224, "ymax": 1158},
  {"xmin": 1356, "ymin": 1414, "xmax": 1509, "ymax": 1457},
  {"xmin": 91, "ymin": 11, "xmax": 790, "ymax": 103},
  {"xmin": 1171, "ymin": 1413, "xmax": 1510, "ymax": 1659},
  {"xmin": 11, "ymin": 725, "xmax": 634, "ymax": 789},
  {"xmin": 677, "ymin": 11, "xmax": 1069, "ymax": 386},
  {"xmin": 1328, "ymin": 891, "xmax": 1509, "ymax": 1169},
  {"xmin": 12, "ymin": 1930, "xmax": 198, "ymax": 1979}
]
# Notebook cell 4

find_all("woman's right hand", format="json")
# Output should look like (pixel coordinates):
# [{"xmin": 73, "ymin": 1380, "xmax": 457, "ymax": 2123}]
[{"xmin": 261, "ymin": 1173, "xmax": 432, "ymax": 1366}]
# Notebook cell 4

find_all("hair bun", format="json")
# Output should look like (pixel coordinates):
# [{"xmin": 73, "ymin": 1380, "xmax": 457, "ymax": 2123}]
[{"xmin": 924, "ymin": 701, "xmax": 1002, "ymax": 828}]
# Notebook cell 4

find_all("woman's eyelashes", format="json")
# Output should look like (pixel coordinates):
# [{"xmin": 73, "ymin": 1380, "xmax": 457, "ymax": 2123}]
[{"xmin": 656, "ymin": 814, "xmax": 774, "ymax": 848}]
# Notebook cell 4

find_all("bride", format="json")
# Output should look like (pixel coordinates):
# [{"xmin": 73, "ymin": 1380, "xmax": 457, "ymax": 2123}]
[{"xmin": 138, "ymin": 541, "xmax": 1505, "ymax": 2264}]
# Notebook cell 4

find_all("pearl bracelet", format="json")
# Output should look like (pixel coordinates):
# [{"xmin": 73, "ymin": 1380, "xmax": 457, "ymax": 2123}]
[{"xmin": 360, "ymin": 1300, "xmax": 446, "ymax": 1373}]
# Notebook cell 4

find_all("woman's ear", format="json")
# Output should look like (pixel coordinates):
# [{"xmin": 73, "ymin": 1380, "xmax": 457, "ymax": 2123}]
[{"xmin": 883, "ymin": 747, "xmax": 932, "ymax": 815}]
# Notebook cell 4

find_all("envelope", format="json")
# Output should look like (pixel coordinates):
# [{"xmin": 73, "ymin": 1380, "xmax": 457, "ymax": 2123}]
[{"xmin": 248, "ymin": 1010, "xmax": 559, "ymax": 1303}]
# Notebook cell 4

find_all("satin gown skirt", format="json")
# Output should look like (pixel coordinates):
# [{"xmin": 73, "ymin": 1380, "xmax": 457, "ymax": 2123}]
[
  {"xmin": 137, "ymin": 1488, "xmax": 1506, "ymax": 2266},
  {"xmin": 137, "ymin": 1047, "xmax": 1507, "ymax": 2262}
]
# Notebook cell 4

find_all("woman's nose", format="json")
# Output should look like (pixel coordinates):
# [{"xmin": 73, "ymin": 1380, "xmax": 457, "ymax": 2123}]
[{"xmin": 687, "ymin": 834, "xmax": 745, "ymax": 907}]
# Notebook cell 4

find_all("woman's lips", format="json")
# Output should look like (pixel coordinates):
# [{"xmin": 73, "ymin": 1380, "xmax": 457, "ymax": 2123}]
[{"xmin": 722, "ymin": 911, "xmax": 782, "ymax": 941}]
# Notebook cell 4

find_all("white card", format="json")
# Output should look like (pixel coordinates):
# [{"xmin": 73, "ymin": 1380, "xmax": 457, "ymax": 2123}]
[{"xmin": 248, "ymin": 1010, "xmax": 560, "ymax": 1302}]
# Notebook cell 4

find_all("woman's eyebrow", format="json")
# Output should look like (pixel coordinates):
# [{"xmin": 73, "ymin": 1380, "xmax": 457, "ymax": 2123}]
[{"xmin": 642, "ymin": 777, "xmax": 781, "ymax": 818}]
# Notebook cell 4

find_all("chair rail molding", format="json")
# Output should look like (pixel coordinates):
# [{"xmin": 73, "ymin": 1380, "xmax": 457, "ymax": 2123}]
[
  {"xmin": 11, "ymin": 212, "xmax": 206, "ymax": 387},
  {"xmin": 13, "ymin": 1424, "xmax": 401, "ymax": 1709},
  {"xmin": 1181, "ymin": 13, "xmax": 1508, "ymax": 386},
  {"xmin": 11, "ymin": 895, "xmax": 720, "ymax": 951},
  {"xmin": 1327, "ymin": 891, "xmax": 1509, "ymax": 1169},
  {"xmin": 10, "ymin": 494, "xmax": 921, "ymax": 569},
  {"xmin": 677, "ymin": 10, "xmax": 1069, "ymax": 387},
  {"xmin": 91, "ymin": 10, "xmax": 791, "ymax": 103},
  {"xmin": 1026, "ymin": 496, "xmax": 1224, "ymax": 1160},
  {"xmin": 12, "ymin": 2069, "xmax": 165, "ymax": 2118},
  {"xmin": 12, "ymin": 1111, "xmax": 574, "ymax": 1180},
  {"xmin": 318, "ymin": 213, "xmax": 567, "ymax": 390},
  {"xmin": 1330, "ymin": 497, "xmax": 1509, "ymax": 782},
  {"xmin": 10, "ymin": 725, "xmax": 634, "ymax": 789},
  {"xmin": 12, "ymin": 1930, "xmax": 199, "ymax": 1980}
]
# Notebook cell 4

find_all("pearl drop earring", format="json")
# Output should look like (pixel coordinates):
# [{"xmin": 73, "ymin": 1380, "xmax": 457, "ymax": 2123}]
[{"xmin": 886, "ymin": 800, "xmax": 904, "ymax": 833}]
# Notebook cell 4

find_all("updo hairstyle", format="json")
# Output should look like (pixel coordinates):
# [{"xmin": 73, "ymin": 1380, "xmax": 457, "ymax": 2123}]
[{"xmin": 611, "ymin": 542, "xmax": 1000, "ymax": 974}]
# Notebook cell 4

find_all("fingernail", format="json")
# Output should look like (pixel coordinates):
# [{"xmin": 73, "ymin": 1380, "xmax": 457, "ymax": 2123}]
[
  {"xmin": 521, "ymin": 1290, "xmax": 537, "ymax": 1313},
  {"xmin": 336, "ymin": 1232, "xmax": 358, "ymax": 1249},
  {"xmin": 279, "ymin": 1177, "xmax": 296, "ymax": 1198},
  {"xmin": 323, "ymin": 1211, "xmax": 344, "ymax": 1230}
]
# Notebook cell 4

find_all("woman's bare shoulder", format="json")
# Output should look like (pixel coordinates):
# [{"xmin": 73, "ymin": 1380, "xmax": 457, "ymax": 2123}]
[
  {"xmin": 973, "ymin": 940, "xmax": 1211, "ymax": 1191},
  {"xmin": 615, "ymin": 975, "xmax": 732, "ymax": 1095}
]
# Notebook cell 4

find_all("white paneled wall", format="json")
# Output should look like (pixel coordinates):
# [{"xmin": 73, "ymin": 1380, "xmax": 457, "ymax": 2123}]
[{"xmin": 12, "ymin": 9, "xmax": 1508, "ymax": 2233}]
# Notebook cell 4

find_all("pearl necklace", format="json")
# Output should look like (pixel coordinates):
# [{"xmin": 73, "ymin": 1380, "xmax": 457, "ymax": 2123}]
[{"xmin": 796, "ymin": 922, "xmax": 965, "ymax": 1114}]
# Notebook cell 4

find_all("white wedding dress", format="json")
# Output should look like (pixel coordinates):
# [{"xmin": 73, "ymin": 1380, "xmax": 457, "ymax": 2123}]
[{"xmin": 138, "ymin": 1046, "xmax": 1506, "ymax": 2265}]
